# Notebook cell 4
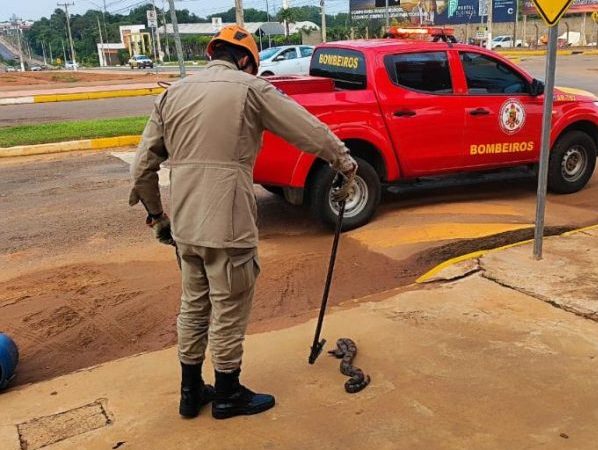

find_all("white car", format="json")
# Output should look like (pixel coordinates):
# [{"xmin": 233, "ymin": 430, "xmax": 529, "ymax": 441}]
[
  {"xmin": 258, "ymin": 45, "xmax": 314, "ymax": 76},
  {"xmin": 491, "ymin": 35, "xmax": 524, "ymax": 48},
  {"xmin": 65, "ymin": 61, "xmax": 79, "ymax": 70}
]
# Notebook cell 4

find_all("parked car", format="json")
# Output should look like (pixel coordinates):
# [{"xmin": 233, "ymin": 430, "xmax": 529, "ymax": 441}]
[
  {"xmin": 258, "ymin": 45, "xmax": 314, "ymax": 76},
  {"xmin": 129, "ymin": 55, "xmax": 154, "ymax": 69},
  {"xmin": 30, "ymin": 65, "xmax": 42, "ymax": 71},
  {"xmin": 65, "ymin": 61, "xmax": 79, "ymax": 70},
  {"xmin": 5, "ymin": 66, "xmax": 17, "ymax": 72},
  {"xmin": 253, "ymin": 40, "xmax": 598, "ymax": 230},
  {"xmin": 491, "ymin": 35, "xmax": 524, "ymax": 48}
]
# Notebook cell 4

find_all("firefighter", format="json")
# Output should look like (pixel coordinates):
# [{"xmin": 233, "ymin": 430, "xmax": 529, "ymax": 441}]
[{"xmin": 129, "ymin": 25, "xmax": 357, "ymax": 420}]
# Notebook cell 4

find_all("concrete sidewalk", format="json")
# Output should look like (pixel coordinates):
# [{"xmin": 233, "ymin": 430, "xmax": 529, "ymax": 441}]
[{"xmin": 1, "ymin": 229, "xmax": 597, "ymax": 449}]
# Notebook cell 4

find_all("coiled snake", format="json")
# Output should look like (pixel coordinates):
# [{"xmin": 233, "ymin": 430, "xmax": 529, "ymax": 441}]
[{"xmin": 328, "ymin": 338, "xmax": 371, "ymax": 393}]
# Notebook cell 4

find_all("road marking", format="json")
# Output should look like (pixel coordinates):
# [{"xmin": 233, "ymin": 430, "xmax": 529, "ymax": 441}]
[
  {"xmin": 350, "ymin": 223, "xmax": 532, "ymax": 249},
  {"xmin": 111, "ymin": 151, "xmax": 170, "ymax": 187}
]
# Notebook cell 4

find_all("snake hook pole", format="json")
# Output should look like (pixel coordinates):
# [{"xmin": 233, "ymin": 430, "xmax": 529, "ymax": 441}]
[{"xmin": 309, "ymin": 175, "xmax": 346, "ymax": 364}]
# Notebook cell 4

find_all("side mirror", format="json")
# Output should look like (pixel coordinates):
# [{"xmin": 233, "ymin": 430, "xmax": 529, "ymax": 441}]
[
  {"xmin": 530, "ymin": 78, "xmax": 545, "ymax": 96},
  {"xmin": 273, "ymin": 55, "xmax": 284, "ymax": 62}
]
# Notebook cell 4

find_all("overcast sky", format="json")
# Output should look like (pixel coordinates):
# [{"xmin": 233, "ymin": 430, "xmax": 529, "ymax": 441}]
[{"xmin": 2, "ymin": 0, "xmax": 348, "ymax": 22}]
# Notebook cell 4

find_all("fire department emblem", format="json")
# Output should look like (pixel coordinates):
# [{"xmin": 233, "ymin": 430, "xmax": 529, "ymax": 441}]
[{"xmin": 499, "ymin": 99, "xmax": 526, "ymax": 135}]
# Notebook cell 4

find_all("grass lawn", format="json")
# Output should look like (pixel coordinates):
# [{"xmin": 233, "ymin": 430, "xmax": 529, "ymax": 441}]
[{"xmin": 0, "ymin": 116, "xmax": 148, "ymax": 147}]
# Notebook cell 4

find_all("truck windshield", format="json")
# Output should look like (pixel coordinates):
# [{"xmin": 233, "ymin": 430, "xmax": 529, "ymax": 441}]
[{"xmin": 310, "ymin": 47, "xmax": 366, "ymax": 90}]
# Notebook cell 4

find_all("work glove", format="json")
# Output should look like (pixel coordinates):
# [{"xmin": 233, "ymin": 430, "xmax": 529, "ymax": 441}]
[
  {"xmin": 331, "ymin": 155, "xmax": 358, "ymax": 203},
  {"xmin": 146, "ymin": 213, "xmax": 175, "ymax": 246}
]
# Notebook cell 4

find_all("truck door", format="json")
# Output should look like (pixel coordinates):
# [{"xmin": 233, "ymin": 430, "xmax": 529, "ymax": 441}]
[
  {"xmin": 457, "ymin": 51, "xmax": 543, "ymax": 168},
  {"xmin": 377, "ymin": 51, "xmax": 465, "ymax": 176}
]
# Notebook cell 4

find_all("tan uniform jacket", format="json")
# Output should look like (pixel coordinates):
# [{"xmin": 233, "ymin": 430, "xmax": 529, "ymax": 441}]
[{"xmin": 130, "ymin": 60, "xmax": 350, "ymax": 248}]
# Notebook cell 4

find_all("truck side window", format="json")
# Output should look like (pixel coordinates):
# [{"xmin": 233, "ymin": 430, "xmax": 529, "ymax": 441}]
[
  {"xmin": 384, "ymin": 52, "xmax": 452, "ymax": 94},
  {"xmin": 460, "ymin": 52, "xmax": 530, "ymax": 95}
]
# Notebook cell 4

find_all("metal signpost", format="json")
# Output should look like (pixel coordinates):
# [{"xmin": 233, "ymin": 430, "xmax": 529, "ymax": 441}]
[{"xmin": 532, "ymin": 0, "xmax": 575, "ymax": 259}]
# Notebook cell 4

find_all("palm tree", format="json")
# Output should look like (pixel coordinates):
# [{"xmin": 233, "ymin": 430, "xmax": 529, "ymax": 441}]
[{"xmin": 278, "ymin": 8, "xmax": 296, "ymax": 42}]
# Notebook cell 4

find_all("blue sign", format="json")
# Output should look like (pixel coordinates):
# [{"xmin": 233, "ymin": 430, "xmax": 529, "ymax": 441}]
[{"xmin": 350, "ymin": 0, "xmax": 517, "ymax": 24}]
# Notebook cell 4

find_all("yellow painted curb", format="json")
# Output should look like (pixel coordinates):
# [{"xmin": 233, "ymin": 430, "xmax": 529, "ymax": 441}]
[
  {"xmin": 0, "ymin": 135, "xmax": 141, "ymax": 158},
  {"xmin": 32, "ymin": 87, "xmax": 165, "ymax": 104},
  {"xmin": 416, "ymin": 224, "xmax": 598, "ymax": 283}
]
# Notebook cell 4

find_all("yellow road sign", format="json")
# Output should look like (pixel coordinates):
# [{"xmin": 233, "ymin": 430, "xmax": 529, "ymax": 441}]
[
  {"xmin": 592, "ymin": 11, "xmax": 598, "ymax": 23},
  {"xmin": 532, "ymin": 0, "xmax": 575, "ymax": 26}
]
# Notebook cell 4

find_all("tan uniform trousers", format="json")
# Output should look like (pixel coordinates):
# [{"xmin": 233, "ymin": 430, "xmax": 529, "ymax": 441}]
[{"xmin": 177, "ymin": 243, "xmax": 260, "ymax": 372}]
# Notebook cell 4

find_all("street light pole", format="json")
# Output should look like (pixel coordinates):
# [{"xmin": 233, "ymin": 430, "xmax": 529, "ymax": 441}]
[
  {"xmin": 235, "ymin": 0, "xmax": 245, "ymax": 27},
  {"xmin": 320, "ymin": 0, "xmax": 327, "ymax": 42},
  {"xmin": 152, "ymin": 0, "xmax": 163, "ymax": 62},
  {"xmin": 167, "ymin": 0, "xmax": 186, "ymax": 77},
  {"xmin": 58, "ymin": 2, "xmax": 77, "ymax": 70},
  {"xmin": 485, "ymin": 0, "xmax": 493, "ymax": 50}
]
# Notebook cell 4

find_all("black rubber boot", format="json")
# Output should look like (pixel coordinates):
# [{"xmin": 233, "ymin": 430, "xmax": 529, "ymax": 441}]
[
  {"xmin": 179, "ymin": 362, "xmax": 215, "ymax": 418},
  {"xmin": 212, "ymin": 369, "xmax": 275, "ymax": 420}
]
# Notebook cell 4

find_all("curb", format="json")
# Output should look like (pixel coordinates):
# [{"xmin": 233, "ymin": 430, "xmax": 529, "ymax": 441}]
[
  {"xmin": 416, "ymin": 224, "xmax": 598, "ymax": 284},
  {"xmin": 0, "ymin": 135, "xmax": 141, "ymax": 158},
  {"xmin": 0, "ymin": 87, "xmax": 165, "ymax": 106}
]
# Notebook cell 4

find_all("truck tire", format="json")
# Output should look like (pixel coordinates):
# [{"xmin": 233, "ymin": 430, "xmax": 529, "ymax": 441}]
[
  {"xmin": 548, "ymin": 130, "xmax": 596, "ymax": 194},
  {"xmin": 309, "ymin": 157, "xmax": 381, "ymax": 231}
]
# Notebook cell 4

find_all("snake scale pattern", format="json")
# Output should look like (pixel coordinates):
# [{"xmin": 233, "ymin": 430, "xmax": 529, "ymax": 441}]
[{"xmin": 328, "ymin": 338, "xmax": 371, "ymax": 393}]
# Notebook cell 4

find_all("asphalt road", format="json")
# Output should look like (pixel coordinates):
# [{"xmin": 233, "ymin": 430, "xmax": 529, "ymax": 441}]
[
  {"xmin": 0, "ymin": 96, "xmax": 155, "ymax": 128},
  {"xmin": 1, "ymin": 55, "xmax": 595, "ymax": 127}
]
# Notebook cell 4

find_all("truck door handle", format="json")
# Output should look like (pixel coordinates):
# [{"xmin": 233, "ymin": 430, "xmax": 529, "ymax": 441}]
[
  {"xmin": 469, "ymin": 108, "xmax": 490, "ymax": 116},
  {"xmin": 394, "ymin": 109, "xmax": 416, "ymax": 117}
]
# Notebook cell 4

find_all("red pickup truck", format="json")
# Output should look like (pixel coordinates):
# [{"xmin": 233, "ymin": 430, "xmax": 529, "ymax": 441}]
[{"xmin": 254, "ymin": 39, "xmax": 598, "ymax": 230}]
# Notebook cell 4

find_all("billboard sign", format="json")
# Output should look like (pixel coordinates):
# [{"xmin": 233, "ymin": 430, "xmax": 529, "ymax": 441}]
[
  {"xmin": 523, "ymin": 0, "xmax": 598, "ymax": 14},
  {"xmin": 350, "ymin": 0, "xmax": 517, "ymax": 24}
]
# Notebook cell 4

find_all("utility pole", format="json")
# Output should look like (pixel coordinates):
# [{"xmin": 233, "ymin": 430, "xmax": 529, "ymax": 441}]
[
  {"xmin": 48, "ymin": 42, "xmax": 53, "ymax": 63},
  {"xmin": 102, "ymin": 0, "xmax": 112, "ymax": 65},
  {"xmin": 320, "ymin": 0, "xmax": 326, "ymax": 42},
  {"xmin": 62, "ymin": 39, "xmax": 67, "ymax": 66},
  {"xmin": 41, "ymin": 41, "xmax": 47, "ymax": 65},
  {"xmin": 167, "ymin": 0, "xmax": 186, "ymax": 77},
  {"xmin": 485, "ymin": 0, "xmax": 493, "ymax": 50},
  {"xmin": 96, "ymin": 15, "xmax": 105, "ymax": 67},
  {"xmin": 14, "ymin": 20, "xmax": 25, "ymax": 72},
  {"xmin": 283, "ymin": 0, "xmax": 288, "ymax": 36},
  {"xmin": 58, "ymin": 2, "xmax": 77, "ymax": 70},
  {"xmin": 235, "ymin": 0, "xmax": 245, "ymax": 27},
  {"xmin": 161, "ymin": 0, "xmax": 171, "ymax": 60},
  {"xmin": 152, "ymin": 0, "xmax": 163, "ymax": 62}
]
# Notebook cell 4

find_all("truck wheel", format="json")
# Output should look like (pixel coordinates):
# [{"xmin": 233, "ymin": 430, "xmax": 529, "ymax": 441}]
[
  {"xmin": 262, "ymin": 185, "xmax": 283, "ymax": 196},
  {"xmin": 261, "ymin": 71, "xmax": 274, "ymax": 76},
  {"xmin": 548, "ymin": 130, "xmax": 596, "ymax": 194},
  {"xmin": 309, "ymin": 157, "xmax": 381, "ymax": 231}
]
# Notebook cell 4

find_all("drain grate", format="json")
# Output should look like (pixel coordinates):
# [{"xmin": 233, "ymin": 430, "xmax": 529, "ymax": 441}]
[{"xmin": 17, "ymin": 400, "xmax": 111, "ymax": 450}]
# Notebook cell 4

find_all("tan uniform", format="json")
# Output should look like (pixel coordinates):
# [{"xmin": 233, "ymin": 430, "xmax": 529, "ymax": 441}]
[{"xmin": 130, "ymin": 60, "xmax": 351, "ymax": 371}]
